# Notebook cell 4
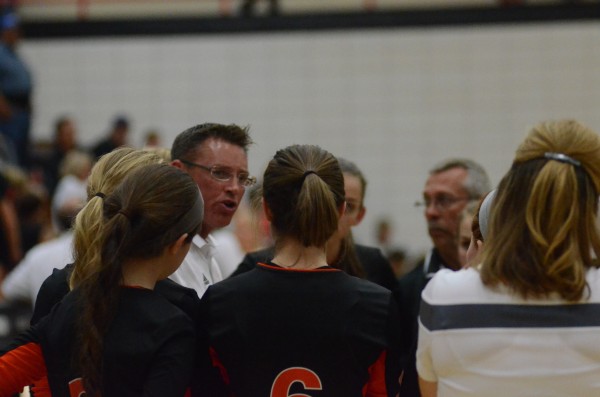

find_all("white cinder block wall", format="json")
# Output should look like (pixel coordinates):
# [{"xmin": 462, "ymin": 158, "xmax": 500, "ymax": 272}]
[{"xmin": 21, "ymin": 22, "xmax": 600, "ymax": 258}]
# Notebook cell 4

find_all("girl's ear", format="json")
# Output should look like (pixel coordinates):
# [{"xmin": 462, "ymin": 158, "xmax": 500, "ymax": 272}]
[{"xmin": 168, "ymin": 233, "xmax": 189, "ymax": 255}]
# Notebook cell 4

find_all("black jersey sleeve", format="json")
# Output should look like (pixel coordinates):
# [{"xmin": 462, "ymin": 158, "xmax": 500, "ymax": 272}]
[{"xmin": 31, "ymin": 266, "xmax": 71, "ymax": 325}]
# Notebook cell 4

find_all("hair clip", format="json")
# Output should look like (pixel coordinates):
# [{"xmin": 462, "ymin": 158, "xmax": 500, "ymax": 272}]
[{"xmin": 544, "ymin": 152, "xmax": 581, "ymax": 167}]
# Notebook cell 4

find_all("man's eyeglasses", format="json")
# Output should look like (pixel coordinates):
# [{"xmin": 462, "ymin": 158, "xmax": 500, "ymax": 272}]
[
  {"xmin": 180, "ymin": 159, "xmax": 256, "ymax": 187},
  {"xmin": 414, "ymin": 195, "xmax": 469, "ymax": 211}
]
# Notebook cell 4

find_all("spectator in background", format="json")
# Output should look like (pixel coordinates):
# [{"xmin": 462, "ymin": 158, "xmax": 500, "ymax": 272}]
[
  {"xmin": 0, "ymin": 211, "xmax": 75, "ymax": 306},
  {"xmin": 32, "ymin": 115, "xmax": 80, "ymax": 196},
  {"xmin": 399, "ymin": 158, "xmax": 490, "ymax": 397},
  {"xmin": 231, "ymin": 182, "xmax": 273, "ymax": 253},
  {"xmin": 0, "ymin": 170, "xmax": 21, "ymax": 279},
  {"xmin": 92, "ymin": 115, "xmax": 130, "ymax": 159},
  {"xmin": 0, "ymin": 11, "xmax": 32, "ymax": 168},
  {"xmin": 388, "ymin": 248, "xmax": 407, "ymax": 279},
  {"xmin": 240, "ymin": 0, "xmax": 279, "ymax": 16},
  {"xmin": 50, "ymin": 150, "xmax": 92, "ymax": 233},
  {"xmin": 14, "ymin": 183, "xmax": 52, "ymax": 255},
  {"xmin": 375, "ymin": 218, "xmax": 394, "ymax": 256},
  {"xmin": 142, "ymin": 129, "xmax": 161, "ymax": 149}
]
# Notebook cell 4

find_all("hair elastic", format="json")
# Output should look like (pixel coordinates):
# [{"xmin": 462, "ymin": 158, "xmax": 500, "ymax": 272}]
[
  {"xmin": 544, "ymin": 152, "xmax": 581, "ymax": 167},
  {"xmin": 302, "ymin": 170, "xmax": 317, "ymax": 182},
  {"xmin": 118, "ymin": 210, "xmax": 131, "ymax": 220},
  {"xmin": 94, "ymin": 192, "xmax": 106, "ymax": 199}
]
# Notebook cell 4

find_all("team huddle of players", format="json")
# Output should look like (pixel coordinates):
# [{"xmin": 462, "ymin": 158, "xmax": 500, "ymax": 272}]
[{"xmin": 2, "ymin": 119, "xmax": 600, "ymax": 397}]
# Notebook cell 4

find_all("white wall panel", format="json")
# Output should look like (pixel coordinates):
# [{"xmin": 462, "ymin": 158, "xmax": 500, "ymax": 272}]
[{"xmin": 21, "ymin": 22, "xmax": 600, "ymax": 257}]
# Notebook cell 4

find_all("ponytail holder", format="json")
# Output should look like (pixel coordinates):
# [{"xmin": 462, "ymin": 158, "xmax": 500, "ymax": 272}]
[
  {"xmin": 544, "ymin": 152, "xmax": 581, "ymax": 167},
  {"xmin": 302, "ymin": 170, "xmax": 317, "ymax": 182},
  {"xmin": 95, "ymin": 192, "xmax": 105, "ymax": 199}
]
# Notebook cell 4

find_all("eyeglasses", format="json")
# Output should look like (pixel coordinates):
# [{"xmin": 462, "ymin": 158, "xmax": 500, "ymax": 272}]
[
  {"xmin": 180, "ymin": 159, "xmax": 256, "ymax": 187},
  {"xmin": 414, "ymin": 195, "xmax": 469, "ymax": 211}
]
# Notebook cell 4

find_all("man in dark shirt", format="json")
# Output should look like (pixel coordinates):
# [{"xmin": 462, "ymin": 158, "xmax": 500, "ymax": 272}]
[
  {"xmin": 398, "ymin": 158, "xmax": 490, "ymax": 396},
  {"xmin": 92, "ymin": 115, "xmax": 129, "ymax": 159}
]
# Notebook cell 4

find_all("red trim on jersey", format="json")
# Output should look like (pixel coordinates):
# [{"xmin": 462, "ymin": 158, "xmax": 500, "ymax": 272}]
[
  {"xmin": 0, "ymin": 342, "xmax": 47, "ymax": 397},
  {"xmin": 258, "ymin": 262, "xmax": 342, "ymax": 273},
  {"xmin": 362, "ymin": 350, "xmax": 388, "ymax": 397},
  {"xmin": 30, "ymin": 376, "xmax": 51, "ymax": 397},
  {"xmin": 209, "ymin": 346, "xmax": 231, "ymax": 386}
]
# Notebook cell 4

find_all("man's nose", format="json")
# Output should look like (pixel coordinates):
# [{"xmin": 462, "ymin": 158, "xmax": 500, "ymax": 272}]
[
  {"xmin": 225, "ymin": 177, "xmax": 243, "ymax": 192},
  {"xmin": 424, "ymin": 202, "xmax": 441, "ymax": 220}
]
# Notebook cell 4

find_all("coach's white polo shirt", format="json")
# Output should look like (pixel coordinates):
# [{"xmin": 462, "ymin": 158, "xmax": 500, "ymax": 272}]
[{"xmin": 169, "ymin": 234, "xmax": 223, "ymax": 298}]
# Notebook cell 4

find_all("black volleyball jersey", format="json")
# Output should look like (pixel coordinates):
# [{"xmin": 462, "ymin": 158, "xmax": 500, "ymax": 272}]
[
  {"xmin": 31, "ymin": 265, "xmax": 201, "ymax": 326},
  {"xmin": 198, "ymin": 262, "xmax": 403, "ymax": 397},
  {"xmin": 0, "ymin": 287, "xmax": 196, "ymax": 397}
]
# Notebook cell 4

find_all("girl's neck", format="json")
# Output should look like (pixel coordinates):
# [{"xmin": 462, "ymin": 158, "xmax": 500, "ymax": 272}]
[
  {"xmin": 272, "ymin": 239, "xmax": 328, "ymax": 270},
  {"xmin": 121, "ymin": 258, "xmax": 163, "ymax": 290},
  {"xmin": 326, "ymin": 235, "xmax": 342, "ymax": 265}
]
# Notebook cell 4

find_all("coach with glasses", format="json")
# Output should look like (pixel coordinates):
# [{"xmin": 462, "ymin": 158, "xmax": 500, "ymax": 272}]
[
  {"xmin": 170, "ymin": 123, "xmax": 254, "ymax": 298},
  {"xmin": 398, "ymin": 158, "xmax": 490, "ymax": 397}
]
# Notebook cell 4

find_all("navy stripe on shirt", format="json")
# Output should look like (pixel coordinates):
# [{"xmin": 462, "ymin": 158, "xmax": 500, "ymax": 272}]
[{"xmin": 420, "ymin": 300, "xmax": 600, "ymax": 331}]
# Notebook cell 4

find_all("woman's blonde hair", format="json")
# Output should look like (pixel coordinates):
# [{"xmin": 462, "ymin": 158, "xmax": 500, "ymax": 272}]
[
  {"xmin": 481, "ymin": 120, "xmax": 600, "ymax": 301},
  {"xmin": 69, "ymin": 147, "xmax": 164, "ymax": 288}
]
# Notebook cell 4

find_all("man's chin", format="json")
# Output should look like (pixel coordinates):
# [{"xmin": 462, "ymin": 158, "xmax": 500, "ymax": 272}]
[{"xmin": 428, "ymin": 229, "xmax": 449, "ymax": 243}]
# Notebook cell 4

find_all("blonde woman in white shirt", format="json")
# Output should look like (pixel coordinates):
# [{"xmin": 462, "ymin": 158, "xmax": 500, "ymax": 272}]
[{"xmin": 418, "ymin": 120, "xmax": 600, "ymax": 397}]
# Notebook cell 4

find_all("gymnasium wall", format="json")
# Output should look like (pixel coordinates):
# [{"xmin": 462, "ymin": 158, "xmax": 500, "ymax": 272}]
[{"xmin": 20, "ymin": 20, "xmax": 600, "ymax": 257}]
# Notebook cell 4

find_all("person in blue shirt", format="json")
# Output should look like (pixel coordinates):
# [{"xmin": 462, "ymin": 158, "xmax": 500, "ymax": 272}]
[{"xmin": 0, "ymin": 11, "xmax": 32, "ymax": 168}]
